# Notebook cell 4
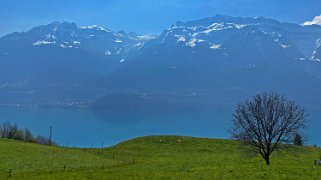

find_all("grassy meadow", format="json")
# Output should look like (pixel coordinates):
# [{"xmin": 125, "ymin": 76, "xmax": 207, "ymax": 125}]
[{"xmin": 0, "ymin": 136, "xmax": 321, "ymax": 179}]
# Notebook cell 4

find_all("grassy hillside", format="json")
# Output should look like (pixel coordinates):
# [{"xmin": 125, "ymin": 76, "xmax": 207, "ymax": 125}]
[{"xmin": 1, "ymin": 136, "xmax": 321, "ymax": 179}]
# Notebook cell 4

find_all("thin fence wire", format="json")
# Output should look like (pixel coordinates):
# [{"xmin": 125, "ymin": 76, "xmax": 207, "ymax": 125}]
[{"xmin": 0, "ymin": 160, "xmax": 134, "ymax": 178}]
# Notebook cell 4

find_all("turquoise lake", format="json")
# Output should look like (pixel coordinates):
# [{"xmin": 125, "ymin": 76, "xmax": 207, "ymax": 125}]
[{"xmin": 0, "ymin": 107, "xmax": 320, "ymax": 147}]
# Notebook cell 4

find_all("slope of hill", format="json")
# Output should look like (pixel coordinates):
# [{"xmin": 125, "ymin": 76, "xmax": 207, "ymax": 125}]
[{"xmin": 0, "ymin": 136, "xmax": 320, "ymax": 179}]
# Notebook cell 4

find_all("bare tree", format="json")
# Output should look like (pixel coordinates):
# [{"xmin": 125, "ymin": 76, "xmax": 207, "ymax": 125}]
[
  {"xmin": 229, "ymin": 92, "xmax": 306, "ymax": 165},
  {"xmin": 0, "ymin": 122, "xmax": 56, "ymax": 146}
]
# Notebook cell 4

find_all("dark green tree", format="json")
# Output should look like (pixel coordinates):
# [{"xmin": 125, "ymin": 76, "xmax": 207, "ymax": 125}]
[{"xmin": 293, "ymin": 133, "xmax": 303, "ymax": 146}]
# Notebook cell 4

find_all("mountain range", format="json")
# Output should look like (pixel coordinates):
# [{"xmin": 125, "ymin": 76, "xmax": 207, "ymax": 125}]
[{"xmin": 0, "ymin": 15, "xmax": 321, "ymax": 110}]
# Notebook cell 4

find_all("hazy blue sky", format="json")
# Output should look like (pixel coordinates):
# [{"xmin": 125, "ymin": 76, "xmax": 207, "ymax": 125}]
[{"xmin": 0, "ymin": 0, "xmax": 320, "ymax": 36}]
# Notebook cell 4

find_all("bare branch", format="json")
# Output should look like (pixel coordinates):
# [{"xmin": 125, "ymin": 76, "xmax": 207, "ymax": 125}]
[{"xmin": 229, "ymin": 92, "xmax": 306, "ymax": 165}]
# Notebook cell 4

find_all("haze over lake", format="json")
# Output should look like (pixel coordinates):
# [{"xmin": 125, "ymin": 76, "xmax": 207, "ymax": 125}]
[{"xmin": 0, "ymin": 107, "xmax": 320, "ymax": 147}]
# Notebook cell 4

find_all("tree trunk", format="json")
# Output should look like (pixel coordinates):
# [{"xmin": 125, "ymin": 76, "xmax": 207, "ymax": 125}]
[{"xmin": 265, "ymin": 153, "xmax": 270, "ymax": 165}]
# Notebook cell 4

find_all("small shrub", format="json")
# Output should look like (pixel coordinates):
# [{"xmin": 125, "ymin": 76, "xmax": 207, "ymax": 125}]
[{"xmin": 293, "ymin": 133, "xmax": 303, "ymax": 146}]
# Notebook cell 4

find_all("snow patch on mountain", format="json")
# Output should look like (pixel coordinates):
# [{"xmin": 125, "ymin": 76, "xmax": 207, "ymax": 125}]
[
  {"xmin": 60, "ymin": 44, "xmax": 73, "ymax": 48},
  {"xmin": 309, "ymin": 39, "xmax": 321, "ymax": 61},
  {"xmin": 280, "ymin": 44, "xmax": 290, "ymax": 48},
  {"xmin": 105, "ymin": 51, "xmax": 112, "ymax": 55},
  {"xmin": 317, "ymin": 38, "xmax": 321, "ymax": 48},
  {"xmin": 137, "ymin": 35, "xmax": 156, "ymax": 40},
  {"xmin": 175, "ymin": 35, "xmax": 186, "ymax": 42},
  {"xmin": 116, "ymin": 48, "xmax": 122, "ymax": 54},
  {"xmin": 186, "ymin": 38, "xmax": 197, "ymax": 47},
  {"xmin": 135, "ymin": 42, "xmax": 144, "ymax": 47},
  {"xmin": 311, "ymin": 50, "xmax": 321, "ymax": 61},
  {"xmin": 33, "ymin": 41, "xmax": 56, "ymax": 45},
  {"xmin": 202, "ymin": 23, "xmax": 246, "ymax": 34},
  {"xmin": 210, "ymin": 44, "xmax": 221, "ymax": 49},
  {"xmin": 80, "ymin": 25, "xmax": 111, "ymax": 32},
  {"xmin": 234, "ymin": 24, "xmax": 247, "ymax": 29},
  {"xmin": 185, "ymin": 38, "xmax": 205, "ymax": 47}
]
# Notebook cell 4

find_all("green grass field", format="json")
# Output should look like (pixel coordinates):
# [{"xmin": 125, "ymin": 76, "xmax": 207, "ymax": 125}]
[{"xmin": 1, "ymin": 136, "xmax": 321, "ymax": 179}]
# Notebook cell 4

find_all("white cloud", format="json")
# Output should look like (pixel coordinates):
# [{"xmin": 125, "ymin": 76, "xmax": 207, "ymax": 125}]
[{"xmin": 302, "ymin": 14, "xmax": 321, "ymax": 26}]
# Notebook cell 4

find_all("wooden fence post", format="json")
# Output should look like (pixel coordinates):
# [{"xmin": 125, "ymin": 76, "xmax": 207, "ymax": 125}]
[{"xmin": 8, "ymin": 169, "xmax": 12, "ymax": 178}]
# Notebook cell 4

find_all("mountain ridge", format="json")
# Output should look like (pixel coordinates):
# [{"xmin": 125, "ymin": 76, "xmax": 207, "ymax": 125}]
[{"xmin": 0, "ymin": 15, "xmax": 321, "ymax": 108}]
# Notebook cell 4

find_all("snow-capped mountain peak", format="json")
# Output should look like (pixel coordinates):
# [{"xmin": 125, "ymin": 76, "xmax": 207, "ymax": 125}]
[
  {"xmin": 0, "ymin": 22, "xmax": 152, "ymax": 62},
  {"xmin": 153, "ymin": 15, "xmax": 321, "ymax": 62}
]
